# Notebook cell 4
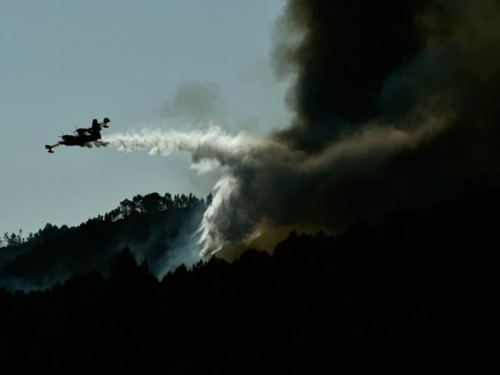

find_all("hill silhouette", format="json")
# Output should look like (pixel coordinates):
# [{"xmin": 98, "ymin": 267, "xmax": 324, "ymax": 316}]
[
  {"xmin": 0, "ymin": 186, "xmax": 496, "ymax": 373},
  {"xmin": 0, "ymin": 192, "xmax": 207, "ymax": 290}
]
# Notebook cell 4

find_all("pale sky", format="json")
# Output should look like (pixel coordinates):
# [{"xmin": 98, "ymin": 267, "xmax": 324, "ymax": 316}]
[{"xmin": 0, "ymin": 0, "xmax": 290, "ymax": 237}]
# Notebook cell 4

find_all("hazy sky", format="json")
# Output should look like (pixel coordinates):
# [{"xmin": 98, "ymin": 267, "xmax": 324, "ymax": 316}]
[{"xmin": 0, "ymin": 0, "xmax": 289, "ymax": 236}]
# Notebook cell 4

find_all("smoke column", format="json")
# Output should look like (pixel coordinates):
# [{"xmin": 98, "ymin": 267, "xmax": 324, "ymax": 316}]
[
  {"xmin": 106, "ymin": 104, "xmax": 452, "ymax": 256},
  {"xmin": 107, "ymin": 0, "xmax": 500, "ymax": 257}
]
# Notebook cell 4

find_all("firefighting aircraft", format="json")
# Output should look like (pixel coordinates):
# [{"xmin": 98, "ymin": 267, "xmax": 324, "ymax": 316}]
[{"xmin": 45, "ymin": 118, "xmax": 110, "ymax": 153}]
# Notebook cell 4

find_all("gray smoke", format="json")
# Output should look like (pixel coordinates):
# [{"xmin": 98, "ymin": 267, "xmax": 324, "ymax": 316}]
[
  {"xmin": 106, "ymin": 102, "xmax": 452, "ymax": 255},
  {"xmin": 161, "ymin": 82, "xmax": 223, "ymax": 120},
  {"xmin": 107, "ymin": 0, "xmax": 500, "ymax": 256}
]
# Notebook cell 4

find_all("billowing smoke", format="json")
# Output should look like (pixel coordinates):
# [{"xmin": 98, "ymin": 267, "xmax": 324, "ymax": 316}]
[
  {"xmin": 106, "ymin": 104, "xmax": 451, "ymax": 256},
  {"xmin": 273, "ymin": 0, "xmax": 500, "ymax": 166},
  {"xmin": 107, "ymin": 0, "xmax": 500, "ymax": 257}
]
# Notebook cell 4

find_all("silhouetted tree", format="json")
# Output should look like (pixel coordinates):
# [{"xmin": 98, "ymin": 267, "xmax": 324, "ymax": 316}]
[
  {"xmin": 132, "ymin": 194, "xmax": 143, "ymax": 212},
  {"xmin": 163, "ymin": 193, "xmax": 173, "ymax": 209},
  {"xmin": 119, "ymin": 198, "xmax": 137, "ymax": 216},
  {"xmin": 2, "ymin": 231, "xmax": 23, "ymax": 247},
  {"xmin": 141, "ymin": 192, "xmax": 162, "ymax": 213}
]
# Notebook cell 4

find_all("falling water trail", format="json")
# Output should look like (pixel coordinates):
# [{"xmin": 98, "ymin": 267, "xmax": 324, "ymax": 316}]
[{"xmin": 103, "ymin": 124, "xmax": 262, "ymax": 256}]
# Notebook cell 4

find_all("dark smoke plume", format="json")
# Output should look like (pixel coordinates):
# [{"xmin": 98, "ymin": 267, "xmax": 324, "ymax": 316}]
[
  {"xmin": 267, "ymin": 0, "xmax": 500, "ymax": 220},
  {"xmin": 272, "ymin": 0, "xmax": 427, "ymax": 148},
  {"xmin": 108, "ymin": 0, "xmax": 500, "ymax": 256}
]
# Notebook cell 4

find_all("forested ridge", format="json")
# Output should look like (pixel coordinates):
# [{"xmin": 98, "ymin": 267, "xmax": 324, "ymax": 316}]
[
  {"xmin": 0, "ymin": 192, "xmax": 209, "ymax": 289},
  {"xmin": 0, "ymin": 187, "xmax": 496, "ymax": 373}
]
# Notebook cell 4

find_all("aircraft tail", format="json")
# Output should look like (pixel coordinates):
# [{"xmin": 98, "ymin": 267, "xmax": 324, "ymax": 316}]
[
  {"xmin": 45, "ymin": 145, "xmax": 55, "ymax": 153},
  {"xmin": 91, "ymin": 119, "xmax": 102, "ymax": 139}
]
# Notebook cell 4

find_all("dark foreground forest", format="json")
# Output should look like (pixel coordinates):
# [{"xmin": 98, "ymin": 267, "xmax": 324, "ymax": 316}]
[{"xmin": 0, "ymin": 188, "xmax": 496, "ymax": 374}]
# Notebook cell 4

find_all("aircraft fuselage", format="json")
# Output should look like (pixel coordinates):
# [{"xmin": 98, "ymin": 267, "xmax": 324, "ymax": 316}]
[{"xmin": 61, "ymin": 133, "xmax": 100, "ymax": 146}]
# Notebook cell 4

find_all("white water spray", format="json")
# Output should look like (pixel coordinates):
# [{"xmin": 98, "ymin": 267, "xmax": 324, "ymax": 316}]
[{"xmin": 105, "ymin": 124, "xmax": 259, "ymax": 256}]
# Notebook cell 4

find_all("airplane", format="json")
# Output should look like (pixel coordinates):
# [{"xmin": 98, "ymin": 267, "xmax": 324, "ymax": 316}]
[{"xmin": 45, "ymin": 117, "xmax": 110, "ymax": 153}]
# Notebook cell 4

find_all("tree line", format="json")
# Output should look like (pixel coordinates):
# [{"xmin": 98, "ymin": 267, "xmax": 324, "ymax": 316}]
[
  {"xmin": 106, "ymin": 191, "xmax": 211, "ymax": 221},
  {"xmin": 0, "ymin": 191, "xmax": 212, "ymax": 248},
  {"xmin": 0, "ymin": 191, "xmax": 211, "ymax": 289}
]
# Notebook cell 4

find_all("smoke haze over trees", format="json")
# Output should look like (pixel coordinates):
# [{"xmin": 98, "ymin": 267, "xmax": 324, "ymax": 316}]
[{"xmin": 0, "ymin": 192, "xmax": 209, "ymax": 290}]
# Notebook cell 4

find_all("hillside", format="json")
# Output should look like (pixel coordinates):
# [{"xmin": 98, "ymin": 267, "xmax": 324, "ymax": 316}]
[
  {"xmin": 0, "ymin": 187, "xmax": 496, "ymax": 373},
  {"xmin": 0, "ymin": 192, "xmax": 207, "ymax": 290}
]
